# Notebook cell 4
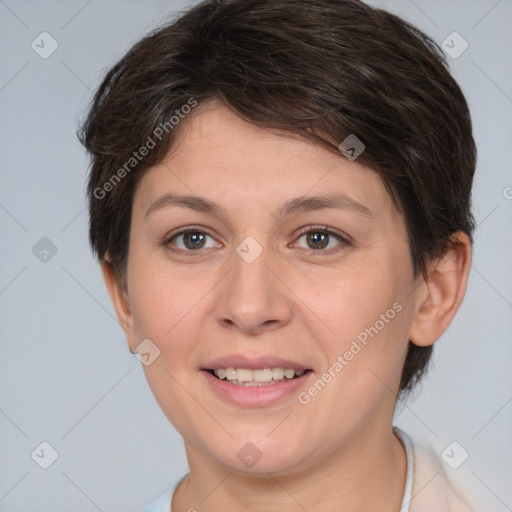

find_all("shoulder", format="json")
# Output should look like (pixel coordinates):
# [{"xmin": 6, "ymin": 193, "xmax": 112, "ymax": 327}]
[
  {"xmin": 140, "ymin": 484, "xmax": 174, "ymax": 512},
  {"xmin": 140, "ymin": 472, "xmax": 189, "ymax": 512},
  {"xmin": 403, "ymin": 431, "xmax": 479, "ymax": 512}
]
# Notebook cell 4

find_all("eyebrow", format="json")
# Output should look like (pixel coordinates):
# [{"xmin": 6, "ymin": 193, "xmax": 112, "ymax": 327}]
[{"xmin": 144, "ymin": 192, "xmax": 375, "ymax": 220}]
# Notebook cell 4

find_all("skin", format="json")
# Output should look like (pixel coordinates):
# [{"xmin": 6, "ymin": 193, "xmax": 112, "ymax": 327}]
[{"xmin": 102, "ymin": 100, "xmax": 471, "ymax": 512}]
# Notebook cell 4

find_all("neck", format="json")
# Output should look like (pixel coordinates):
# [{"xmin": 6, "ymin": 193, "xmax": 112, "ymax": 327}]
[{"xmin": 173, "ymin": 426, "xmax": 407, "ymax": 512}]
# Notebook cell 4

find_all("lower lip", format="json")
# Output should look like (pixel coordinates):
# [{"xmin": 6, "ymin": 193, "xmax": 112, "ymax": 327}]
[{"xmin": 202, "ymin": 370, "xmax": 313, "ymax": 407}]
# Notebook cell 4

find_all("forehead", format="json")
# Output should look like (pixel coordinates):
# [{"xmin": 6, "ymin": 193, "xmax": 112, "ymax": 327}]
[{"xmin": 134, "ymin": 102, "xmax": 397, "ymax": 222}]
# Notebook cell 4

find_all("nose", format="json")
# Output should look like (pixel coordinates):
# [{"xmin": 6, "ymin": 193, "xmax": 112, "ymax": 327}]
[{"xmin": 214, "ymin": 240, "xmax": 293, "ymax": 336}]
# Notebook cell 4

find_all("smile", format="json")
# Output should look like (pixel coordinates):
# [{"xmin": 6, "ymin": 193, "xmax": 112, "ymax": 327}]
[
  {"xmin": 209, "ymin": 367, "xmax": 307, "ymax": 386},
  {"xmin": 202, "ymin": 367, "xmax": 314, "ymax": 407}
]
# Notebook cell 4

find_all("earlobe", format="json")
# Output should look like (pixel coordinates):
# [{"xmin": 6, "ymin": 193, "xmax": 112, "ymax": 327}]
[
  {"xmin": 408, "ymin": 232, "xmax": 472, "ymax": 347},
  {"xmin": 100, "ymin": 254, "xmax": 133, "ymax": 337}
]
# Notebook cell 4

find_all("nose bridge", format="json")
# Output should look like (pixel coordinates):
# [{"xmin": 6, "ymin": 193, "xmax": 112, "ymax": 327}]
[
  {"xmin": 215, "ymin": 234, "xmax": 292, "ymax": 333},
  {"xmin": 233, "ymin": 236, "xmax": 271, "ymax": 295}
]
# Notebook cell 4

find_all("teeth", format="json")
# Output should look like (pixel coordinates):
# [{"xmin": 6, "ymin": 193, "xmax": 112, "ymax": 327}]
[
  {"xmin": 225, "ymin": 367, "xmax": 237, "ymax": 381},
  {"xmin": 284, "ymin": 368, "xmax": 295, "ymax": 379},
  {"xmin": 253, "ymin": 368, "xmax": 272, "ymax": 382},
  {"xmin": 237, "ymin": 368, "xmax": 253, "ymax": 382},
  {"xmin": 212, "ymin": 367, "xmax": 306, "ymax": 384},
  {"xmin": 272, "ymin": 367, "xmax": 284, "ymax": 380}
]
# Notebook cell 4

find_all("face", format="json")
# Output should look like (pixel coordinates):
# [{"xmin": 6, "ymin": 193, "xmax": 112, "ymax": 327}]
[{"xmin": 119, "ymin": 101, "xmax": 422, "ymax": 475}]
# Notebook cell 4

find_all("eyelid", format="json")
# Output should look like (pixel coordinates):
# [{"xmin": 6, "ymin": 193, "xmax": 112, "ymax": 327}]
[{"xmin": 294, "ymin": 224, "xmax": 350, "ymax": 242}]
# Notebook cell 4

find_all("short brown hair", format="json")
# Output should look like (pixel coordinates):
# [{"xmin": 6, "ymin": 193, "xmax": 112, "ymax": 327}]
[{"xmin": 78, "ymin": 0, "xmax": 476, "ymax": 395}]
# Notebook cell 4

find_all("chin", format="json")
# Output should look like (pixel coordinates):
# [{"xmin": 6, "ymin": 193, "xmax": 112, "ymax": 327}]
[{"xmin": 209, "ymin": 436, "xmax": 309, "ymax": 476}]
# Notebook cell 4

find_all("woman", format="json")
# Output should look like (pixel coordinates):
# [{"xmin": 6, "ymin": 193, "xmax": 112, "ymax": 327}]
[{"xmin": 79, "ymin": 0, "xmax": 480, "ymax": 510}]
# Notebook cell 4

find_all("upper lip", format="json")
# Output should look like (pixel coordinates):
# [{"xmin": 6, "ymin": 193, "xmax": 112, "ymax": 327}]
[{"xmin": 202, "ymin": 355, "xmax": 311, "ymax": 371}]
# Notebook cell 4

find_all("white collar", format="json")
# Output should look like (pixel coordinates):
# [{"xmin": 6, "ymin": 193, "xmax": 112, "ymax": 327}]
[{"xmin": 393, "ymin": 426, "xmax": 414, "ymax": 512}]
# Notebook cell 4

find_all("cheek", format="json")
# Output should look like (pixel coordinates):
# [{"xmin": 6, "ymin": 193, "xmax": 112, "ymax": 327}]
[
  {"xmin": 301, "ymin": 289, "xmax": 411, "ymax": 443},
  {"xmin": 126, "ymin": 252, "xmax": 211, "ymax": 394},
  {"xmin": 127, "ymin": 245, "xmax": 197, "ymax": 341},
  {"xmin": 302, "ymin": 257, "xmax": 413, "ymax": 397},
  {"xmin": 308, "ymin": 263, "xmax": 405, "ymax": 344},
  {"xmin": 127, "ymin": 262, "xmax": 209, "ymax": 436}
]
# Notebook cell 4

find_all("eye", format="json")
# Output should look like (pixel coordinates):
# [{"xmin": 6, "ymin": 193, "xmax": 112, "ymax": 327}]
[
  {"xmin": 163, "ymin": 226, "xmax": 220, "ymax": 255},
  {"xmin": 293, "ymin": 225, "xmax": 349, "ymax": 254},
  {"xmin": 163, "ymin": 225, "xmax": 350, "ymax": 257}
]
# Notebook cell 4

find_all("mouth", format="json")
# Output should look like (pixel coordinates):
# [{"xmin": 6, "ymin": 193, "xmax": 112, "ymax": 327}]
[
  {"xmin": 201, "ymin": 365, "xmax": 314, "ymax": 407},
  {"xmin": 200, "ymin": 355, "xmax": 315, "ymax": 407},
  {"xmin": 204, "ymin": 367, "xmax": 313, "ymax": 386}
]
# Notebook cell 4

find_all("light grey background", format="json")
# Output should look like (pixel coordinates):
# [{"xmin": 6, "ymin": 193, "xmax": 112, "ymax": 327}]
[{"xmin": 0, "ymin": 0, "xmax": 511, "ymax": 510}]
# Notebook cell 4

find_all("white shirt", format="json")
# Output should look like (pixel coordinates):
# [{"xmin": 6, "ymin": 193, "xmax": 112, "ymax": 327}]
[{"xmin": 141, "ymin": 427, "xmax": 477, "ymax": 512}]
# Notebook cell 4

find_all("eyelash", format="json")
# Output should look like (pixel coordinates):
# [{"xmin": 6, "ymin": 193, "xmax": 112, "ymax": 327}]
[{"xmin": 162, "ymin": 225, "xmax": 350, "ymax": 257}]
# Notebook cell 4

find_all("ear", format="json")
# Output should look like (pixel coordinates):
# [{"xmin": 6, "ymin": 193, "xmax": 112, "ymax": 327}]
[
  {"xmin": 408, "ymin": 231, "xmax": 472, "ymax": 347},
  {"xmin": 100, "ymin": 254, "xmax": 135, "ymax": 349}
]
